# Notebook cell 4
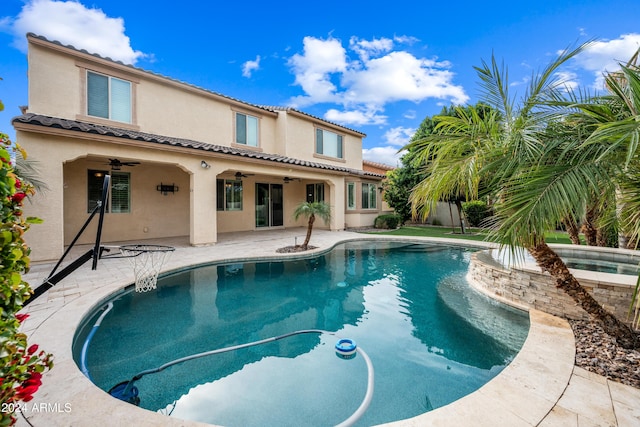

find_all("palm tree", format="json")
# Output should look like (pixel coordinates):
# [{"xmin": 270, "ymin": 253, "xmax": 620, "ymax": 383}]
[
  {"xmin": 569, "ymin": 59, "xmax": 640, "ymax": 329},
  {"xmin": 293, "ymin": 201, "xmax": 331, "ymax": 250},
  {"xmin": 408, "ymin": 103, "xmax": 500, "ymax": 231},
  {"xmin": 409, "ymin": 43, "xmax": 640, "ymax": 349}
]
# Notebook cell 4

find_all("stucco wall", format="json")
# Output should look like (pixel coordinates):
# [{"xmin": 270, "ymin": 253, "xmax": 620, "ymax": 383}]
[
  {"xmin": 63, "ymin": 159, "xmax": 190, "ymax": 244},
  {"xmin": 28, "ymin": 43, "xmax": 84, "ymax": 118},
  {"xmin": 18, "ymin": 130, "xmax": 211, "ymax": 260},
  {"xmin": 20, "ymin": 35, "xmax": 379, "ymax": 261},
  {"xmin": 277, "ymin": 111, "xmax": 363, "ymax": 171},
  {"xmin": 26, "ymin": 37, "xmax": 364, "ymax": 172}
]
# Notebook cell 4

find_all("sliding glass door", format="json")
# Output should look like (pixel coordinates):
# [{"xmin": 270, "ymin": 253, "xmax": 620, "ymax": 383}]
[{"xmin": 255, "ymin": 183, "xmax": 283, "ymax": 228}]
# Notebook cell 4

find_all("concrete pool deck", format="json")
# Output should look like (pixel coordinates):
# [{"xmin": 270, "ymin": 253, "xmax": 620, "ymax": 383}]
[{"xmin": 16, "ymin": 229, "xmax": 640, "ymax": 426}]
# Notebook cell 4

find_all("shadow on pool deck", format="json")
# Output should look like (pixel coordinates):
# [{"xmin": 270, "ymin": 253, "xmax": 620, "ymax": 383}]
[{"xmin": 16, "ymin": 228, "xmax": 640, "ymax": 427}]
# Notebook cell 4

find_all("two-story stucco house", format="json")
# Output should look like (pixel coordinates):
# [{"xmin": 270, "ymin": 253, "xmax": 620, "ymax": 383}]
[{"xmin": 13, "ymin": 34, "xmax": 387, "ymax": 262}]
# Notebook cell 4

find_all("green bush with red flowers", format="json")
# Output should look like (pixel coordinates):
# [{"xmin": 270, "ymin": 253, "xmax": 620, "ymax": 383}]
[{"xmin": 0, "ymin": 131, "xmax": 53, "ymax": 426}]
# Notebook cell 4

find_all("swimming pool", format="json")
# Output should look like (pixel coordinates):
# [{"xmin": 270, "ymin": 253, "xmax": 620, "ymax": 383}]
[{"xmin": 74, "ymin": 241, "xmax": 529, "ymax": 426}]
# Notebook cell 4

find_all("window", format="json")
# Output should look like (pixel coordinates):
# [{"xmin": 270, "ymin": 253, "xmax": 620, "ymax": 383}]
[
  {"xmin": 362, "ymin": 183, "xmax": 377, "ymax": 210},
  {"xmin": 315, "ymin": 128, "xmax": 343, "ymax": 159},
  {"xmin": 87, "ymin": 71, "xmax": 132, "ymax": 123},
  {"xmin": 306, "ymin": 183, "xmax": 325, "ymax": 203},
  {"xmin": 235, "ymin": 113, "xmax": 259, "ymax": 147},
  {"xmin": 346, "ymin": 182, "xmax": 356, "ymax": 210},
  {"xmin": 87, "ymin": 170, "xmax": 130, "ymax": 213},
  {"xmin": 217, "ymin": 179, "xmax": 243, "ymax": 211}
]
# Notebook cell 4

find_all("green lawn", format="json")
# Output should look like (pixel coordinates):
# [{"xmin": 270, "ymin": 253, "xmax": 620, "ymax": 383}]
[{"xmin": 362, "ymin": 225, "xmax": 578, "ymax": 245}]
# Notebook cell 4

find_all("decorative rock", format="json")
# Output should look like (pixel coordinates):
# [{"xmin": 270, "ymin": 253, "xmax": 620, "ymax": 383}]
[{"xmin": 570, "ymin": 319, "xmax": 640, "ymax": 389}]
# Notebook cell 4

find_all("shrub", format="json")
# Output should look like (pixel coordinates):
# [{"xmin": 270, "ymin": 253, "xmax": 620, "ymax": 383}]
[
  {"xmin": 374, "ymin": 214, "xmax": 402, "ymax": 229},
  {"xmin": 462, "ymin": 200, "xmax": 490, "ymax": 227},
  {"xmin": 0, "ymin": 132, "xmax": 53, "ymax": 425}
]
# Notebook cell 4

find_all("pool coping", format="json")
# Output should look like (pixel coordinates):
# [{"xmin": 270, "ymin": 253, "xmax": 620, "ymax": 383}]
[{"xmin": 13, "ymin": 230, "xmax": 617, "ymax": 426}]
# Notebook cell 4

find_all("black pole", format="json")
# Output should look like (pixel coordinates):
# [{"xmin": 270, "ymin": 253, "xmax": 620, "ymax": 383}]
[
  {"xmin": 25, "ymin": 249, "xmax": 95, "ymax": 307},
  {"xmin": 92, "ymin": 175, "xmax": 110, "ymax": 270},
  {"xmin": 46, "ymin": 202, "xmax": 102, "ymax": 280}
]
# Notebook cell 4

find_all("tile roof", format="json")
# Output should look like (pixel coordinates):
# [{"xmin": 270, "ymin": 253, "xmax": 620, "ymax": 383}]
[
  {"xmin": 363, "ymin": 159, "xmax": 396, "ymax": 171},
  {"xmin": 27, "ymin": 33, "xmax": 364, "ymax": 137},
  {"xmin": 26, "ymin": 33, "xmax": 275, "ymax": 115},
  {"xmin": 258, "ymin": 106, "xmax": 366, "ymax": 137},
  {"xmin": 13, "ymin": 114, "xmax": 384, "ymax": 178}
]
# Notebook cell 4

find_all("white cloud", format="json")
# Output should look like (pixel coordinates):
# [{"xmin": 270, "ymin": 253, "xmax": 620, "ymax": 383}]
[
  {"xmin": 510, "ymin": 76, "xmax": 530, "ymax": 87},
  {"xmin": 287, "ymin": 36, "xmax": 348, "ymax": 106},
  {"xmin": 3, "ymin": 0, "xmax": 146, "ymax": 64},
  {"xmin": 361, "ymin": 126, "xmax": 415, "ymax": 166},
  {"xmin": 404, "ymin": 110, "xmax": 417, "ymax": 120},
  {"xmin": 572, "ymin": 33, "xmax": 640, "ymax": 89},
  {"xmin": 324, "ymin": 107, "xmax": 387, "ymax": 126},
  {"xmin": 349, "ymin": 36, "xmax": 393, "ymax": 61},
  {"xmin": 362, "ymin": 145, "xmax": 404, "ymax": 166},
  {"xmin": 554, "ymin": 71, "xmax": 579, "ymax": 92},
  {"xmin": 383, "ymin": 126, "xmax": 416, "ymax": 147},
  {"xmin": 242, "ymin": 55, "xmax": 261, "ymax": 78},
  {"xmin": 287, "ymin": 35, "xmax": 468, "ymax": 124},
  {"xmin": 393, "ymin": 35, "xmax": 420, "ymax": 45},
  {"xmin": 342, "ymin": 51, "xmax": 468, "ymax": 106}
]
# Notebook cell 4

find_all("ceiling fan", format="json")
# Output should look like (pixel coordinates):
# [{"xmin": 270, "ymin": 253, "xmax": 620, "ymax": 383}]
[
  {"xmin": 234, "ymin": 171, "xmax": 254, "ymax": 180},
  {"xmin": 283, "ymin": 176, "xmax": 300, "ymax": 183},
  {"xmin": 107, "ymin": 158, "xmax": 140, "ymax": 170}
]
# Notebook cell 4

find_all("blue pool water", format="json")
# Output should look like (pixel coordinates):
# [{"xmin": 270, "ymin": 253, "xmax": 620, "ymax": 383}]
[
  {"xmin": 74, "ymin": 241, "xmax": 529, "ymax": 426},
  {"xmin": 564, "ymin": 257, "xmax": 639, "ymax": 275}
]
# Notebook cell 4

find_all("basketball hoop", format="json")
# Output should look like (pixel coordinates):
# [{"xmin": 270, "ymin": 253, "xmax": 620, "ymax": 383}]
[{"xmin": 119, "ymin": 245, "xmax": 175, "ymax": 292}]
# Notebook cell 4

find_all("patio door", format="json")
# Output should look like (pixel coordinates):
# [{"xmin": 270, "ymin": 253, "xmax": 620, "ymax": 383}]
[{"xmin": 255, "ymin": 183, "xmax": 283, "ymax": 228}]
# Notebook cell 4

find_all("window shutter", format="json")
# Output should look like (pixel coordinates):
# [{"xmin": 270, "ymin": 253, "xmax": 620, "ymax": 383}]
[
  {"xmin": 361, "ymin": 184, "xmax": 368, "ymax": 209},
  {"xmin": 87, "ymin": 72, "xmax": 109, "ymax": 119},
  {"xmin": 316, "ymin": 129, "xmax": 323, "ymax": 154},
  {"xmin": 347, "ymin": 182, "xmax": 355, "ymax": 209},
  {"xmin": 110, "ymin": 173, "xmax": 130, "ymax": 213},
  {"xmin": 236, "ymin": 113, "xmax": 247, "ymax": 144},
  {"xmin": 317, "ymin": 183, "xmax": 324, "ymax": 202},
  {"xmin": 216, "ymin": 179, "xmax": 225, "ymax": 211},
  {"xmin": 306, "ymin": 184, "xmax": 314, "ymax": 203},
  {"xmin": 87, "ymin": 170, "xmax": 108, "ymax": 212},
  {"xmin": 247, "ymin": 115, "xmax": 258, "ymax": 146},
  {"xmin": 370, "ymin": 184, "xmax": 377, "ymax": 209},
  {"xmin": 110, "ymin": 78, "xmax": 131, "ymax": 123},
  {"xmin": 226, "ymin": 180, "xmax": 243, "ymax": 211}
]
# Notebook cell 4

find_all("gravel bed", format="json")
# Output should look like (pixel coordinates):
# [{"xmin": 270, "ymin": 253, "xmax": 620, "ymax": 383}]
[
  {"xmin": 275, "ymin": 245, "xmax": 317, "ymax": 253},
  {"xmin": 570, "ymin": 319, "xmax": 640, "ymax": 389}
]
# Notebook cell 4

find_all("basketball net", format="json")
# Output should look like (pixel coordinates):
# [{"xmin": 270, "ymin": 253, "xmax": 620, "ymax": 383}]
[{"xmin": 119, "ymin": 245, "xmax": 175, "ymax": 292}]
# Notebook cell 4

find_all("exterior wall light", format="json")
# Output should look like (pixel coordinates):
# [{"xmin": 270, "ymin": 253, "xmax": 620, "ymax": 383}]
[
  {"xmin": 201, "ymin": 160, "xmax": 211, "ymax": 169},
  {"xmin": 157, "ymin": 183, "xmax": 179, "ymax": 195}
]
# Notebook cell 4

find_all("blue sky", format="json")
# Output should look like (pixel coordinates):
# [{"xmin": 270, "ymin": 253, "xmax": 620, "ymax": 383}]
[{"xmin": 1, "ymin": 0, "xmax": 640, "ymax": 166}]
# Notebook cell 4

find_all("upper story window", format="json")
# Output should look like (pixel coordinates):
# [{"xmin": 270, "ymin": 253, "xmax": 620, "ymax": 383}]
[
  {"xmin": 88, "ymin": 170, "xmax": 130, "ymax": 213},
  {"xmin": 87, "ymin": 71, "xmax": 132, "ymax": 123},
  {"xmin": 315, "ymin": 128, "xmax": 343, "ymax": 159},
  {"xmin": 235, "ymin": 112, "xmax": 259, "ymax": 147},
  {"xmin": 362, "ymin": 183, "xmax": 377, "ymax": 210}
]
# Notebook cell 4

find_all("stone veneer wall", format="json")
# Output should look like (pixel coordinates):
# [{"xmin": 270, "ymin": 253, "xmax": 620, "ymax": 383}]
[{"xmin": 468, "ymin": 250, "xmax": 637, "ymax": 327}]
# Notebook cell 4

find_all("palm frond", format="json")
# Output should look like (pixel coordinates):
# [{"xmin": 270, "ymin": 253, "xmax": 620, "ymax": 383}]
[{"xmin": 489, "ymin": 149, "xmax": 606, "ymax": 248}]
